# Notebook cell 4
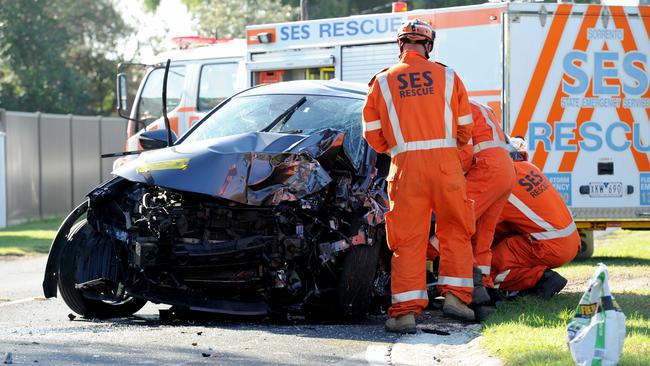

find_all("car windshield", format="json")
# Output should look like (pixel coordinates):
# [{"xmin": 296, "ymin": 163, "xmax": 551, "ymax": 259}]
[{"xmin": 184, "ymin": 94, "xmax": 365, "ymax": 162}]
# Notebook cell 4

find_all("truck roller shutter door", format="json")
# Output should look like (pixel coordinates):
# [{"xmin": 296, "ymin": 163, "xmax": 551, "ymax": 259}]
[{"xmin": 341, "ymin": 43, "xmax": 398, "ymax": 83}]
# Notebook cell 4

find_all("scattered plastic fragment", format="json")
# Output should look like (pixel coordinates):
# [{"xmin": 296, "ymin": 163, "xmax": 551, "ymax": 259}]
[
  {"xmin": 421, "ymin": 328, "xmax": 450, "ymax": 336},
  {"xmin": 3, "ymin": 352, "xmax": 13, "ymax": 364}
]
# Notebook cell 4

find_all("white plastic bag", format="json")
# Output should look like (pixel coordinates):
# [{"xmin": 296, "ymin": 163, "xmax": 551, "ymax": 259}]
[{"xmin": 567, "ymin": 263, "xmax": 626, "ymax": 366}]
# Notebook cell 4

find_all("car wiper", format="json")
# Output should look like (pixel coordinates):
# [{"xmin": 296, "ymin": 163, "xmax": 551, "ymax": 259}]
[
  {"xmin": 261, "ymin": 96, "xmax": 307, "ymax": 132},
  {"xmin": 280, "ymin": 129, "xmax": 304, "ymax": 134}
]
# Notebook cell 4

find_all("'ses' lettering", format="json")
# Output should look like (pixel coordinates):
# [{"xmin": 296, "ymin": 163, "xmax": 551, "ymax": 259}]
[
  {"xmin": 397, "ymin": 71, "xmax": 433, "ymax": 89},
  {"xmin": 519, "ymin": 170, "xmax": 545, "ymax": 192}
]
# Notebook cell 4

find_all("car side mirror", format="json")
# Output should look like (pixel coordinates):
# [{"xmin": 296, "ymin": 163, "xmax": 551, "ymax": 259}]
[
  {"xmin": 117, "ymin": 73, "xmax": 129, "ymax": 119},
  {"xmin": 139, "ymin": 129, "xmax": 177, "ymax": 150}
]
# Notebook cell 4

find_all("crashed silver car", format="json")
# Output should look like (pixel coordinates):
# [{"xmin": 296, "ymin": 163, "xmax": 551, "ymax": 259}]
[{"xmin": 43, "ymin": 80, "xmax": 392, "ymax": 320}]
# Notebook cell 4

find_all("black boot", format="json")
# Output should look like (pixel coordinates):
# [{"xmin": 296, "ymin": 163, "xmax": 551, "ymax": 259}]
[
  {"xmin": 535, "ymin": 269, "xmax": 568, "ymax": 300},
  {"xmin": 486, "ymin": 287, "xmax": 508, "ymax": 307},
  {"xmin": 473, "ymin": 304, "xmax": 498, "ymax": 322},
  {"xmin": 472, "ymin": 268, "xmax": 491, "ymax": 305}
]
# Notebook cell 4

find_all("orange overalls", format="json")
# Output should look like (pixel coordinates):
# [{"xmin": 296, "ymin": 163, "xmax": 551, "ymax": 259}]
[
  {"xmin": 490, "ymin": 160, "xmax": 580, "ymax": 291},
  {"xmin": 463, "ymin": 101, "xmax": 515, "ymax": 287},
  {"xmin": 362, "ymin": 51, "xmax": 475, "ymax": 317}
]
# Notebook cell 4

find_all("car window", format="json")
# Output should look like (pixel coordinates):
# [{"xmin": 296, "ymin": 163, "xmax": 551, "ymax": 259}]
[
  {"xmin": 184, "ymin": 94, "xmax": 364, "ymax": 163},
  {"xmin": 198, "ymin": 63, "xmax": 239, "ymax": 111},
  {"xmin": 268, "ymin": 97, "xmax": 363, "ymax": 161},
  {"xmin": 137, "ymin": 66, "xmax": 186, "ymax": 128}
]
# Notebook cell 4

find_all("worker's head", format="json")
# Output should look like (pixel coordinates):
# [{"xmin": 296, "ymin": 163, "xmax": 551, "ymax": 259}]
[{"xmin": 397, "ymin": 19, "xmax": 435, "ymax": 58}]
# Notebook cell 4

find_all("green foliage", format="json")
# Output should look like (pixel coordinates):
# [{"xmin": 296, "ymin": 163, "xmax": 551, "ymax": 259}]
[
  {"xmin": 142, "ymin": 0, "xmax": 161, "ymax": 12},
  {"xmin": 0, "ymin": 0, "xmax": 133, "ymax": 115},
  {"xmin": 176, "ymin": 0, "xmax": 491, "ymax": 38},
  {"xmin": 281, "ymin": 0, "xmax": 486, "ymax": 19},
  {"xmin": 178, "ymin": 0, "xmax": 596, "ymax": 38},
  {"xmin": 182, "ymin": 0, "xmax": 299, "ymax": 38}
]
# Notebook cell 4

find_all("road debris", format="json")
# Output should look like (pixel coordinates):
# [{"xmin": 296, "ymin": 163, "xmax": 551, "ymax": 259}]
[
  {"xmin": 201, "ymin": 353, "xmax": 210, "ymax": 357},
  {"xmin": 421, "ymin": 328, "xmax": 450, "ymax": 336},
  {"xmin": 3, "ymin": 352, "xmax": 13, "ymax": 364},
  {"xmin": 67, "ymin": 313, "xmax": 76, "ymax": 321}
]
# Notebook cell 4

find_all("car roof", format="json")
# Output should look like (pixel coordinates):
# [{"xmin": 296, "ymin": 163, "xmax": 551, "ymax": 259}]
[{"xmin": 239, "ymin": 80, "xmax": 368, "ymax": 99}]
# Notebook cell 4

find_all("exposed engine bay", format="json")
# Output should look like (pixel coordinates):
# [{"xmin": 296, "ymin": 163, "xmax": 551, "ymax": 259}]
[
  {"xmin": 45, "ymin": 129, "xmax": 391, "ymax": 319},
  {"xmin": 89, "ymin": 172, "xmax": 387, "ymax": 314}
]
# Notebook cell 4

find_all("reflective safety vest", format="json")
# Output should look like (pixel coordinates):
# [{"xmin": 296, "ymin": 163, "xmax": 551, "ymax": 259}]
[
  {"xmin": 501, "ymin": 161, "xmax": 576, "ymax": 240},
  {"xmin": 362, "ymin": 51, "xmax": 473, "ymax": 157},
  {"xmin": 469, "ymin": 100, "xmax": 512, "ymax": 154}
]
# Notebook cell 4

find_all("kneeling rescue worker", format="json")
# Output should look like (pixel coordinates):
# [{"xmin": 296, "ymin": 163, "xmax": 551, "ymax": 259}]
[
  {"xmin": 463, "ymin": 101, "xmax": 515, "ymax": 292},
  {"xmin": 490, "ymin": 139, "xmax": 580, "ymax": 298},
  {"xmin": 362, "ymin": 19, "xmax": 476, "ymax": 333}
]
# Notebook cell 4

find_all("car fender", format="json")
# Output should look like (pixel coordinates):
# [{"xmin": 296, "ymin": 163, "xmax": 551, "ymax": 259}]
[{"xmin": 42, "ymin": 201, "xmax": 89, "ymax": 298}]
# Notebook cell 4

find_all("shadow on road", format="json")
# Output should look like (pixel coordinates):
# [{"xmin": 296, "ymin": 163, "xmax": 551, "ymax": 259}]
[
  {"xmin": 62, "ymin": 303, "xmax": 479, "ymax": 346},
  {"xmin": 4, "ymin": 338, "xmax": 322, "ymax": 366}
]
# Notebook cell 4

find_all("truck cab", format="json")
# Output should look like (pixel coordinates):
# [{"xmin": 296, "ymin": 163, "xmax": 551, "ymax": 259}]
[{"xmin": 115, "ymin": 37, "xmax": 246, "ymax": 166}]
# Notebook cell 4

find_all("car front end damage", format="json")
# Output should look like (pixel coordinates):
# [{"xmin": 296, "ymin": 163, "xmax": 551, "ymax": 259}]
[{"xmin": 44, "ymin": 127, "xmax": 391, "ymax": 319}]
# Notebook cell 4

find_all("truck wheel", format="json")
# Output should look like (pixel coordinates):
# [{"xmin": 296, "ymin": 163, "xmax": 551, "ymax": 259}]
[
  {"xmin": 575, "ymin": 229, "xmax": 594, "ymax": 260},
  {"xmin": 336, "ymin": 241, "xmax": 382, "ymax": 321},
  {"xmin": 58, "ymin": 220, "xmax": 146, "ymax": 318}
]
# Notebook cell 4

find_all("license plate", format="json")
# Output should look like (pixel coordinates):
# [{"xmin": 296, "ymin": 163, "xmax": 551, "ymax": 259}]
[{"xmin": 589, "ymin": 182, "xmax": 623, "ymax": 197}]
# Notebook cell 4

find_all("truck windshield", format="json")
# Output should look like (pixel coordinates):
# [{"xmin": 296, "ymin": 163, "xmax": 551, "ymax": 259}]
[
  {"xmin": 184, "ymin": 94, "xmax": 364, "ymax": 160},
  {"xmin": 137, "ymin": 66, "xmax": 186, "ymax": 127}
]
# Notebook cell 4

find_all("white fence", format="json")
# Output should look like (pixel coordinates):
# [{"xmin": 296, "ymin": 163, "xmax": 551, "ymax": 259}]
[{"xmin": 0, "ymin": 109, "xmax": 127, "ymax": 226}]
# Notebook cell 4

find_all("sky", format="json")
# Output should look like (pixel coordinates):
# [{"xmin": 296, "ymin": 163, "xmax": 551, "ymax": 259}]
[{"xmin": 119, "ymin": 0, "xmax": 195, "ymax": 60}]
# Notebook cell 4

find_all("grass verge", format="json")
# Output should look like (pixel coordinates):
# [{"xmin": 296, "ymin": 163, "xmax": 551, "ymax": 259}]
[
  {"xmin": 0, "ymin": 217, "xmax": 62, "ymax": 255},
  {"xmin": 481, "ymin": 229, "xmax": 650, "ymax": 365}
]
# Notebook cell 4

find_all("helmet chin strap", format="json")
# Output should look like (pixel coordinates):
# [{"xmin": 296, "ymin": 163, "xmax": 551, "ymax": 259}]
[
  {"xmin": 425, "ymin": 42, "xmax": 433, "ymax": 59},
  {"xmin": 398, "ymin": 40, "xmax": 433, "ymax": 59}
]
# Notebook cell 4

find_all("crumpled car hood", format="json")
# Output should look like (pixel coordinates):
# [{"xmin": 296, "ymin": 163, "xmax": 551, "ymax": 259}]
[{"xmin": 113, "ymin": 129, "xmax": 350, "ymax": 206}]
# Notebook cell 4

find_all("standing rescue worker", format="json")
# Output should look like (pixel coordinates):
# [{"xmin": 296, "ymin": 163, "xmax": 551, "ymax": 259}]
[
  {"xmin": 362, "ymin": 19, "xmax": 476, "ymax": 332},
  {"xmin": 490, "ymin": 145, "xmax": 580, "ymax": 297},
  {"xmin": 464, "ymin": 101, "xmax": 515, "ymax": 290}
]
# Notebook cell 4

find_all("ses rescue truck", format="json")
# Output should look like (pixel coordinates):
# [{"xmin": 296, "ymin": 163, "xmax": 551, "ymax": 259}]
[
  {"xmin": 116, "ymin": 37, "xmax": 246, "ymax": 153},
  {"xmin": 245, "ymin": 1, "xmax": 650, "ymax": 255}
]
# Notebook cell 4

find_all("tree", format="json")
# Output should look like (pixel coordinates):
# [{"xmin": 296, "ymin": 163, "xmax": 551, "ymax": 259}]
[
  {"xmin": 182, "ymin": 0, "xmax": 299, "ymax": 38},
  {"xmin": 0, "ymin": 0, "xmax": 134, "ymax": 115},
  {"xmin": 289, "ymin": 0, "xmax": 490, "ymax": 19}
]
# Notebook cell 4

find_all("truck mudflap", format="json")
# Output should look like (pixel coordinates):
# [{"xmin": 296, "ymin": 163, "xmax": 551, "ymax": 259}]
[{"xmin": 42, "ymin": 201, "xmax": 89, "ymax": 298}]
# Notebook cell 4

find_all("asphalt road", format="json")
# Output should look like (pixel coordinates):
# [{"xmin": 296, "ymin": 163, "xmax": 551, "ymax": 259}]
[{"xmin": 0, "ymin": 255, "xmax": 500, "ymax": 365}]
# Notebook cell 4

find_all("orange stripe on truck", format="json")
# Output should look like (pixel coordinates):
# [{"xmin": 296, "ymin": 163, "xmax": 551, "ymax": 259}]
[
  {"xmin": 510, "ymin": 3, "xmax": 573, "ymax": 138},
  {"xmin": 533, "ymin": 5, "xmax": 602, "ymax": 170},
  {"xmin": 468, "ymin": 89, "xmax": 500, "ymax": 97},
  {"xmin": 610, "ymin": 6, "xmax": 650, "ymax": 171},
  {"xmin": 410, "ymin": 6, "xmax": 505, "ymax": 29}
]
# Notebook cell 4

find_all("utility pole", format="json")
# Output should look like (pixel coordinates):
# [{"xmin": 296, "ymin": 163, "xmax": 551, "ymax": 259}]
[{"xmin": 300, "ymin": 0, "xmax": 308, "ymax": 20}]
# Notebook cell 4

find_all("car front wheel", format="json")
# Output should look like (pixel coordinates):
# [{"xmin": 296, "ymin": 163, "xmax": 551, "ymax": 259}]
[{"xmin": 57, "ymin": 220, "xmax": 146, "ymax": 318}]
